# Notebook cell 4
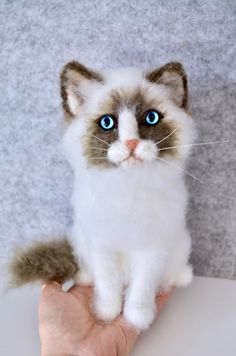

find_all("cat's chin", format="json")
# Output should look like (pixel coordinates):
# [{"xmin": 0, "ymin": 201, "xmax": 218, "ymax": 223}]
[{"xmin": 120, "ymin": 156, "xmax": 143, "ymax": 168}]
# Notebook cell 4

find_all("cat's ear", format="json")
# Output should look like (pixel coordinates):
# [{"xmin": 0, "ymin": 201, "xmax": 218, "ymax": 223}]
[
  {"xmin": 60, "ymin": 61, "xmax": 103, "ymax": 120},
  {"xmin": 147, "ymin": 62, "xmax": 188, "ymax": 110}
]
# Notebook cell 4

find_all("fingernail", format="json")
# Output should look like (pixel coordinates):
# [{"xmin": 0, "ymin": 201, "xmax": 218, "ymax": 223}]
[{"xmin": 41, "ymin": 281, "xmax": 62, "ymax": 290}]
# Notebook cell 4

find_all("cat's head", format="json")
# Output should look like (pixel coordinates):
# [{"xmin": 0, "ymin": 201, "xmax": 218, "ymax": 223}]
[{"xmin": 61, "ymin": 61, "xmax": 195, "ymax": 170}]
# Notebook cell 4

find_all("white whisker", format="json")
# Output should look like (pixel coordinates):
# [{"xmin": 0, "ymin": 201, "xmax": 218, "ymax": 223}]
[
  {"xmin": 140, "ymin": 43, "xmax": 148, "ymax": 95},
  {"xmin": 90, "ymin": 146, "xmax": 108, "ymax": 151},
  {"xmin": 89, "ymin": 157, "xmax": 108, "ymax": 160},
  {"xmin": 157, "ymin": 140, "xmax": 230, "ymax": 151},
  {"xmin": 155, "ymin": 102, "xmax": 192, "ymax": 146},
  {"xmin": 91, "ymin": 134, "xmax": 111, "ymax": 146},
  {"xmin": 155, "ymin": 155, "xmax": 206, "ymax": 185}
]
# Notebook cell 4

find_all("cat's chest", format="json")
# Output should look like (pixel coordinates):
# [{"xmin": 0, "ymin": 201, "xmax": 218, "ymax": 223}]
[
  {"xmin": 71, "ymin": 165, "xmax": 187, "ymax": 248},
  {"xmin": 73, "ymin": 164, "xmax": 176, "ymax": 211}
]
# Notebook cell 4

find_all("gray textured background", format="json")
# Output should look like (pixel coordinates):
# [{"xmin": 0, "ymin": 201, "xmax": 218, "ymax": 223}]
[{"xmin": 0, "ymin": 0, "xmax": 235, "ymax": 279}]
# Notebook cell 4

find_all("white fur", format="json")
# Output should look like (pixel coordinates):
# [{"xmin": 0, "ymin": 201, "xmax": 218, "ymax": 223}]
[
  {"xmin": 63, "ymin": 67, "xmax": 195, "ymax": 329},
  {"xmin": 118, "ymin": 108, "xmax": 139, "ymax": 141}
]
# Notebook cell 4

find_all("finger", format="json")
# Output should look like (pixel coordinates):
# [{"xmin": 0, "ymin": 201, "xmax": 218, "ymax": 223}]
[
  {"xmin": 41, "ymin": 281, "xmax": 63, "ymax": 298},
  {"xmin": 69, "ymin": 284, "xmax": 93, "ymax": 299},
  {"xmin": 115, "ymin": 317, "xmax": 141, "ymax": 355},
  {"xmin": 39, "ymin": 282, "xmax": 64, "ymax": 322},
  {"xmin": 116, "ymin": 308, "xmax": 142, "ymax": 338},
  {"xmin": 42, "ymin": 281, "xmax": 62, "ymax": 290},
  {"xmin": 155, "ymin": 286, "xmax": 175, "ymax": 312}
]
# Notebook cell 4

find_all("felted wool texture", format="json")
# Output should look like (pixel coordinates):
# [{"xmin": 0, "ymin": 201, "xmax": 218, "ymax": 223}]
[
  {"xmin": 9, "ymin": 238, "xmax": 78, "ymax": 287},
  {"xmin": 0, "ymin": 0, "xmax": 235, "ymax": 279}
]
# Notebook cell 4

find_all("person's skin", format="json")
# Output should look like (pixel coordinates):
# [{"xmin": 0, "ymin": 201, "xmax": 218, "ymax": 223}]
[{"xmin": 39, "ymin": 282, "xmax": 173, "ymax": 356}]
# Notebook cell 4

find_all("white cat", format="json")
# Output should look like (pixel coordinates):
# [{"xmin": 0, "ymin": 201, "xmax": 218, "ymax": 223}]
[{"xmin": 61, "ymin": 61, "xmax": 195, "ymax": 329}]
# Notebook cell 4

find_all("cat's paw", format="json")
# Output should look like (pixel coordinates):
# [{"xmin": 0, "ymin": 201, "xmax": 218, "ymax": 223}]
[
  {"xmin": 95, "ymin": 296, "xmax": 122, "ymax": 322},
  {"xmin": 124, "ymin": 302, "xmax": 156, "ymax": 330},
  {"xmin": 75, "ymin": 270, "xmax": 93, "ymax": 286},
  {"xmin": 175, "ymin": 264, "xmax": 193, "ymax": 287},
  {"xmin": 160, "ymin": 264, "xmax": 193, "ymax": 292}
]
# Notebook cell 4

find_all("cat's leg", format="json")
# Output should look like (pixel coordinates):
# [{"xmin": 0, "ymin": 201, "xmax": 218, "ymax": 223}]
[
  {"xmin": 174, "ymin": 264, "xmax": 193, "ymax": 286},
  {"xmin": 160, "ymin": 230, "xmax": 193, "ymax": 292},
  {"xmin": 160, "ymin": 264, "xmax": 193, "ymax": 292},
  {"xmin": 69, "ymin": 230, "xmax": 94, "ymax": 286},
  {"xmin": 124, "ymin": 249, "xmax": 166, "ymax": 330},
  {"xmin": 92, "ymin": 252, "xmax": 123, "ymax": 321}
]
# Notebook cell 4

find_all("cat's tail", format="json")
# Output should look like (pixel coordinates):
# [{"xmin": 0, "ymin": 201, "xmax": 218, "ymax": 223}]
[{"xmin": 9, "ymin": 237, "xmax": 78, "ymax": 287}]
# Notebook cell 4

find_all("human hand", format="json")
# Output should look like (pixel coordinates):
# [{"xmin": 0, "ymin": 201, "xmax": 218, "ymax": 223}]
[{"xmin": 39, "ymin": 282, "xmax": 173, "ymax": 356}]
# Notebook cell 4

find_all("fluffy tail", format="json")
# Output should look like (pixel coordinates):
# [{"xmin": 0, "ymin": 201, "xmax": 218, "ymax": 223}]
[{"xmin": 9, "ymin": 238, "xmax": 78, "ymax": 287}]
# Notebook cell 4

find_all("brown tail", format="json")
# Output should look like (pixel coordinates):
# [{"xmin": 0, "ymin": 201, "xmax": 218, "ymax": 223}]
[{"xmin": 9, "ymin": 238, "xmax": 78, "ymax": 287}]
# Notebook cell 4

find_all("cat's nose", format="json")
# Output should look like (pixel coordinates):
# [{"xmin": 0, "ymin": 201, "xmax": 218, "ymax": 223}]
[{"xmin": 125, "ymin": 139, "xmax": 139, "ymax": 151}]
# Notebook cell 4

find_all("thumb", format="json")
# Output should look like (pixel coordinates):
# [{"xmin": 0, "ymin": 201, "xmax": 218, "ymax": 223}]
[
  {"xmin": 39, "ymin": 281, "xmax": 64, "ymax": 320},
  {"xmin": 41, "ymin": 281, "xmax": 63, "ymax": 296}
]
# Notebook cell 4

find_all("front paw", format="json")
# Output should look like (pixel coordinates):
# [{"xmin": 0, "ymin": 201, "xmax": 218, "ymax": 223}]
[
  {"xmin": 174, "ymin": 264, "xmax": 193, "ymax": 287},
  {"xmin": 160, "ymin": 264, "xmax": 193, "ymax": 292},
  {"xmin": 95, "ymin": 296, "xmax": 122, "ymax": 322},
  {"xmin": 124, "ymin": 302, "xmax": 156, "ymax": 330}
]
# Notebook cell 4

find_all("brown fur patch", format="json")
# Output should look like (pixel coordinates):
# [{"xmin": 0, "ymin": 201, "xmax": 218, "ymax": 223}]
[
  {"xmin": 9, "ymin": 238, "xmax": 78, "ymax": 287},
  {"xmin": 60, "ymin": 61, "xmax": 103, "ymax": 121},
  {"xmin": 147, "ymin": 62, "xmax": 188, "ymax": 110},
  {"xmin": 83, "ymin": 124, "xmax": 118, "ymax": 168},
  {"xmin": 82, "ymin": 88, "xmax": 148, "ymax": 167},
  {"xmin": 139, "ymin": 119, "xmax": 179, "ymax": 158},
  {"xmin": 82, "ymin": 87, "xmax": 180, "ymax": 166},
  {"xmin": 110, "ymin": 88, "xmax": 145, "ymax": 113}
]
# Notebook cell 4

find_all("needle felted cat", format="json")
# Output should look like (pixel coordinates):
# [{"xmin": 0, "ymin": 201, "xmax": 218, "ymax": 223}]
[{"xmin": 59, "ymin": 60, "xmax": 195, "ymax": 329}]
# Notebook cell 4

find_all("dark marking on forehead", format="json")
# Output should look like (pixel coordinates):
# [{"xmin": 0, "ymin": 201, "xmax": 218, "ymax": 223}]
[
  {"xmin": 111, "ymin": 89, "xmax": 142, "ymax": 111},
  {"xmin": 107, "ymin": 88, "xmax": 157, "ymax": 119}
]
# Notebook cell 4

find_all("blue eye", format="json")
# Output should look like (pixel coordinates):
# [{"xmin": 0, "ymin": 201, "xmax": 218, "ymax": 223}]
[
  {"xmin": 145, "ymin": 110, "xmax": 160, "ymax": 125},
  {"xmin": 98, "ymin": 115, "xmax": 116, "ymax": 131}
]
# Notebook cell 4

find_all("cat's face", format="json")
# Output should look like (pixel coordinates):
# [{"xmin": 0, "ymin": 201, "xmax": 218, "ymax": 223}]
[{"xmin": 61, "ymin": 62, "xmax": 194, "ymax": 169}]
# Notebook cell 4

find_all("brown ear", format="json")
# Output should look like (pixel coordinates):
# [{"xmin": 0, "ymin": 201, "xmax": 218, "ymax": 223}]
[
  {"xmin": 147, "ymin": 62, "xmax": 188, "ymax": 110},
  {"xmin": 60, "ymin": 61, "xmax": 103, "ymax": 121}
]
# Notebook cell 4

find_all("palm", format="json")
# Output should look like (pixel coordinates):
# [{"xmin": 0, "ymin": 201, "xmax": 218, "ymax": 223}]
[{"xmin": 39, "ymin": 284, "xmax": 138, "ymax": 355}]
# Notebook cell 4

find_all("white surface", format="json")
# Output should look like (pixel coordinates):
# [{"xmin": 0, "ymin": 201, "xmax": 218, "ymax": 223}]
[
  {"xmin": 133, "ymin": 276, "xmax": 236, "ymax": 356},
  {"xmin": 0, "ymin": 276, "xmax": 235, "ymax": 356}
]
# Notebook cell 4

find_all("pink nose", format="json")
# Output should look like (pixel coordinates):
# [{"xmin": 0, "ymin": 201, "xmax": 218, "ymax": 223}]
[{"xmin": 125, "ymin": 139, "xmax": 139, "ymax": 151}]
